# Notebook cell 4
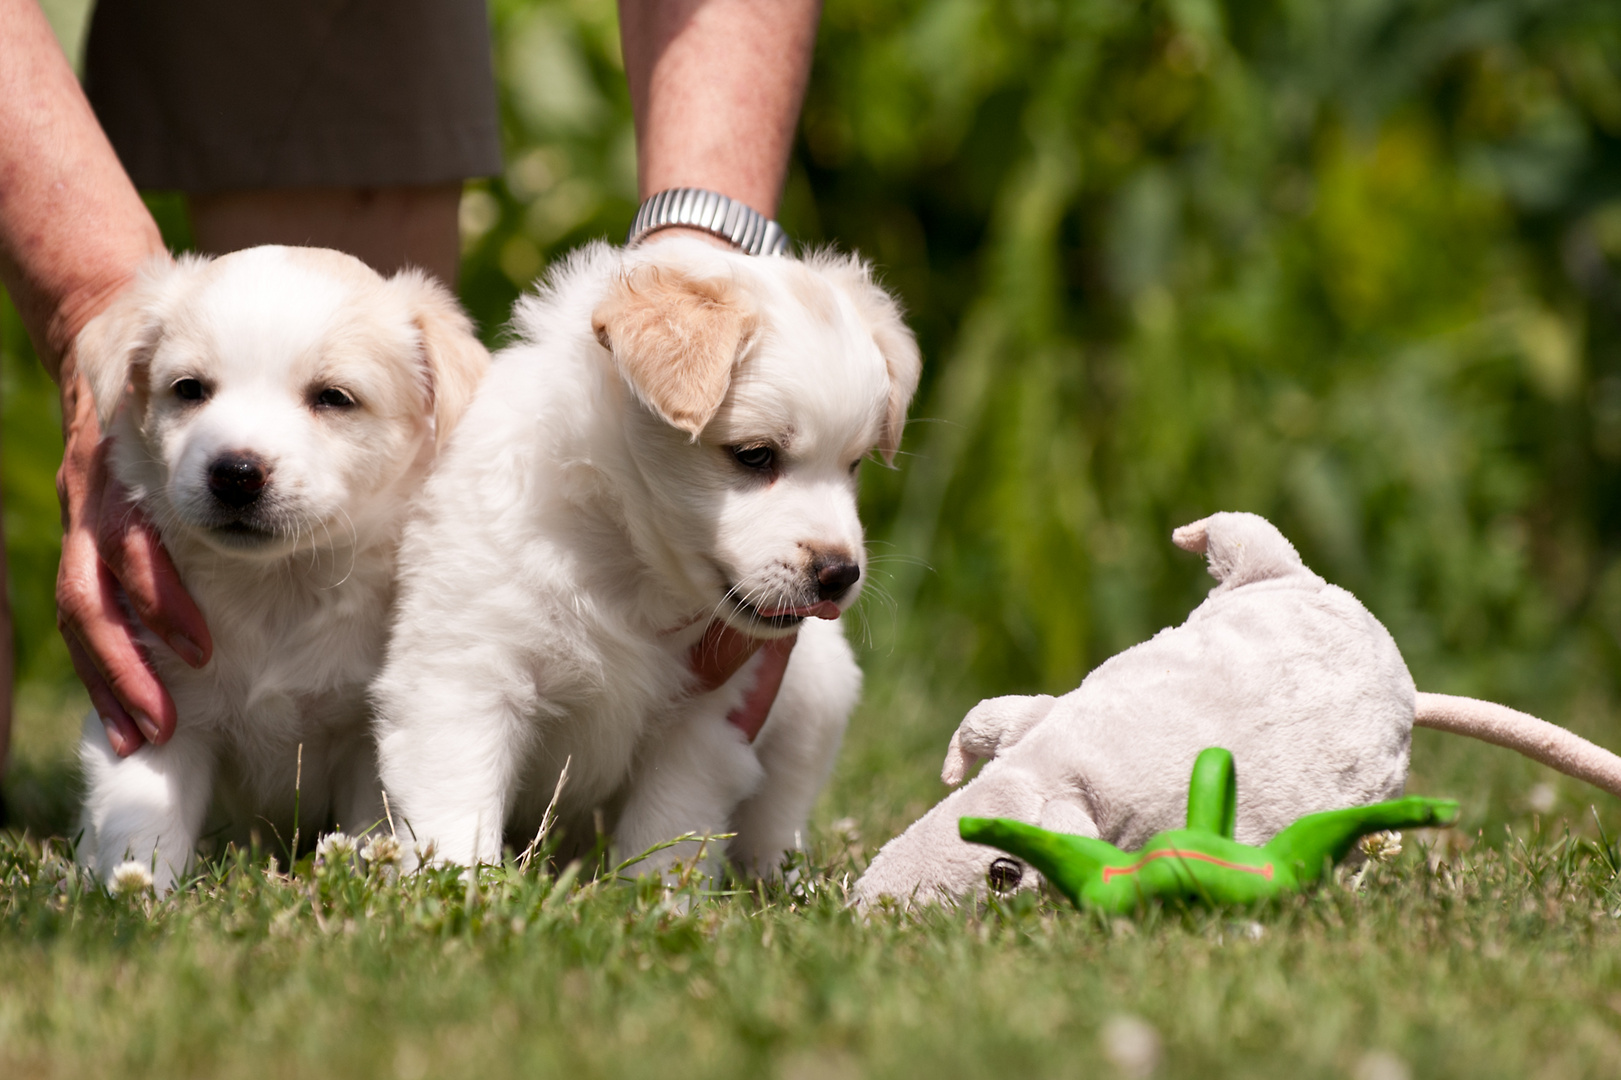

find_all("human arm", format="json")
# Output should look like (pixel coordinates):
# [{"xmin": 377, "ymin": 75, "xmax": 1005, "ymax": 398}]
[
  {"xmin": 617, "ymin": 0, "xmax": 819, "ymax": 229},
  {"xmin": 617, "ymin": 0, "xmax": 820, "ymax": 686},
  {"xmin": 0, "ymin": 0, "xmax": 210, "ymax": 755}
]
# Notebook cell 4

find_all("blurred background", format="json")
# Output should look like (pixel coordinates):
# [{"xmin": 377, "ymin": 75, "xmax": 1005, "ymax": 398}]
[{"xmin": 7, "ymin": 0, "xmax": 1621, "ymax": 844}]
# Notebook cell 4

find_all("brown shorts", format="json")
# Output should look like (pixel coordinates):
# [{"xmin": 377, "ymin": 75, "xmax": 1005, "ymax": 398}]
[{"xmin": 83, "ymin": 0, "xmax": 503, "ymax": 193}]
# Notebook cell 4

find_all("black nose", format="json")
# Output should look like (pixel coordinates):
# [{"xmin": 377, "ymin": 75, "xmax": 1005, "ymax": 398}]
[
  {"xmin": 208, "ymin": 452, "xmax": 269, "ymax": 509},
  {"xmin": 813, "ymin": 553, "xmax": 861, "ymax": 601}
]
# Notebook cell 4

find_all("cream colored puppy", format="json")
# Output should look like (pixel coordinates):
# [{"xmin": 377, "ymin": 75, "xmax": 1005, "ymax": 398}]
[
  {"xmin": 75, "ymin": 246, "xmax": 488, "ymax": 892},
  {"xmin": 373, "ymin": 238, "xmax": 920, "ymax": 876}
]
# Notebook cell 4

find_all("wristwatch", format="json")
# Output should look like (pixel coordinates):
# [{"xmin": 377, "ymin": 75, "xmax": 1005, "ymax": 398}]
[{"xmin": 626, "ymin": 188, "xmax": 789, "ymax": 256}]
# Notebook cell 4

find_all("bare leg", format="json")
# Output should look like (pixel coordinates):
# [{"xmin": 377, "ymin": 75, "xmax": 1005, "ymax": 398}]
[
  {"xmin": 0, "ymin": 480, "xmax": 12, "ymax": 800},
  {"xmin": 187, "ymin": 184, "xmax": 463, "ymax": 285}
]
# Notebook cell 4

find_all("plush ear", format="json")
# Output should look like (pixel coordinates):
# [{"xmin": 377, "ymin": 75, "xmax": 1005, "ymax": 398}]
[
  {"xmin": 590, "ymin": 264, "xmax": 755, "ymax": 438},
  {"xmin": 942, "ymin": 694, "xmax": 1058, "ymax": 785},
  {"xmin": 1172, "ymin": 511, "xmax": 1311, "ymax": 591},
  {"xmin": 72, "ymin": 258, "xmax": 185, "ymax": 432},
  {"xmin": 824, "ymin": 258, "xmax": 921, "ymax": 464},
  {"xmin": 390, "ymin": 270, "xmax": 491, "ymax": 451}
]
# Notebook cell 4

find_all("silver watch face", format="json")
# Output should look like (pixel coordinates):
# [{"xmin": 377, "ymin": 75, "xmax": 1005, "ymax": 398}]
[{"xmin": 628, "ymin": 188, "xmax": 787, "ymax": 256}]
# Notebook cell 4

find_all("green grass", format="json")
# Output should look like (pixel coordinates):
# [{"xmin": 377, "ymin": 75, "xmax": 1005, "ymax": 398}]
[
  {"xmin": 8, "ymin": 678, "xmax": 1621, "ymax": 1079},
  {"xmin": 7, "ymin": 797, "xmax": 1621, "ymax": 1079}
]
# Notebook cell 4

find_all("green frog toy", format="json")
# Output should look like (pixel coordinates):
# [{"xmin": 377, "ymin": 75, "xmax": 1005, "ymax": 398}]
[{"xmin": 960, "ymin": 747, "xmax": 1458, "ymax": 914}]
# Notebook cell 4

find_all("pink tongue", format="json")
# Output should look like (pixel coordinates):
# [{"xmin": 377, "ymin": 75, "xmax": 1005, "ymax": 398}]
[{"xmin": 758, "ymin": 600, "xmax": 842, "ymax": 620}]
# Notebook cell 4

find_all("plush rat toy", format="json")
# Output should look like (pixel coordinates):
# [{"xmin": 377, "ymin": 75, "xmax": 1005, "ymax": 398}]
[{"xmin": 854, "ymin": 512, "xmax": 1621, "ymax": 910}]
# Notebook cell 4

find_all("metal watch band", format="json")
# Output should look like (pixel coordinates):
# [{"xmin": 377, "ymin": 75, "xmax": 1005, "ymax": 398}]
[{"xmin": 626, "ymin": 188, "xmax": 789, "ymax": 256}]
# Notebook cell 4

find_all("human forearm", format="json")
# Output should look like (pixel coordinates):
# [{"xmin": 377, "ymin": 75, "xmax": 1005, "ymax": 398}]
[
  {"xmin": 0, "ymin": 0, "xmax": 164, "ymax": 381},
  {"xmin": 0, "ymin": 1, "xmax": 201, "ymax": 755},
  {"xmin": 618, "ymin": 0, "xmax": 820, "ymax": 217}
]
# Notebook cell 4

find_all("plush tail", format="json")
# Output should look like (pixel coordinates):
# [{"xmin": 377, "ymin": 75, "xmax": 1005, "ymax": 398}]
[{"xmin": 1414, "ymin": 692, "xmax": 1621, "ymax": 800}]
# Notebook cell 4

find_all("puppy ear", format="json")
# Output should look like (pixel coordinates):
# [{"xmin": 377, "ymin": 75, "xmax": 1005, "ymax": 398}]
[
  {"xmin": 871, "ymin": 305, "xmax": 922, "ymax": 465},
  {"xmin": 72, "ymin": 258, "xmax": 184, "ymax": 432},
  {"xmin": 392, "ymin": 271, "xmax": 490, "ymax": 452},
  {"xmin": 824, "ymin": 258, "xmax": 921, "ymax": 464},
  {"xmin": 591, "ymin": 264, "xmax": 755, "ymax": 439}
]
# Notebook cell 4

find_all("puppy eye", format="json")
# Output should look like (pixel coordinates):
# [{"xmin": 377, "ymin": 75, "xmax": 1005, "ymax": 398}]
[
  {"xmin": 313, "ymin": 387, "xmax": 356, "ymax": 409},
  {"xmin": 848, "ymin": 458, "xmax": 863, "ymax": 476},
  {"xmin": 730, "ymin": 445, "xmax": 775, "ymax": 472},
  {"xmin": 173, "ymin": 378, "xmax": 208, "ymax": 403}
]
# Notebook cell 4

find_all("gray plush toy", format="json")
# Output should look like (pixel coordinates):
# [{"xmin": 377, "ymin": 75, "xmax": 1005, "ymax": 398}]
[{"xmin": 854, "ymin": 512, "xmax": 1621, "ymax": 910}]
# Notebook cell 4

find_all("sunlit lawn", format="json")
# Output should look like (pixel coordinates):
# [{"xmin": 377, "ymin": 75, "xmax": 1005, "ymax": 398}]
[{"xmin": 7, "ymin": 673, "xmax": 1621, "ymax": 1079}]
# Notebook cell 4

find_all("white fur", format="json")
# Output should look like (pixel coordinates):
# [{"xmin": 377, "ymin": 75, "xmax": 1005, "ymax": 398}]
[
  {"xmin": 372, "ymin": 239, "xmax": 920, "ymax": 876},
  {"xmin": 76, "ymin": 246, "xmax": 488, "ymax": 892}
]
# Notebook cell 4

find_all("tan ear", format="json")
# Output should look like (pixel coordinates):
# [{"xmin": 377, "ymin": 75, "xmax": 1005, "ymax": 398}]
[
  {"xmin": 871, "ymin": 305, "xmax": 922, "ymax": 464},
  {"xmin": 72, "ymin": 258, "xmax": 183, "ymax": 432},
  {"xmin": 822, "ymin": 256, "xmax": 921, "ymax": 464},
  {"xmin": 391, "ymin": 270, "xmax": 490, "ymax": 451},
  {"xmin": 591, "ymin": 265, "xmax": 755, "ymax": 438}
]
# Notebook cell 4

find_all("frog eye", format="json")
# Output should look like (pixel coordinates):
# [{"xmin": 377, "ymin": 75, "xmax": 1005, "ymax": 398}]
[{"xmin": 987, "ymin": 857, "xmax": 1024, "ymax": 892}]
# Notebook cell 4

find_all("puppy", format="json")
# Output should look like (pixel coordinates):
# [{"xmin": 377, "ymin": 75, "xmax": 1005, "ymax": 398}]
[
  {"xmin": 372, "ymin": 238, "xmax": 920, "ymax": 876},
  {"xmin": 75, "ymin": 246, "xmax": 488, "ymax": 892}
]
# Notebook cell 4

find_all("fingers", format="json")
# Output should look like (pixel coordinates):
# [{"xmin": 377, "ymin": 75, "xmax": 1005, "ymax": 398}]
[
  {"xmin": 63, "ymin": 629, "xmax": 142, "ymax": 757},
  {"xmin": 92, "ymin": 446, "xmax": 211, "ymax": 668},
  {"xmin": 688, "ymin": 620, "xmax": 767, "ymax": 693},
  {"xmin": 57, "ymin": 524, "xmax": 176, "ymax": 750},
  {"xmin": 55, "ymin": 384, "xmax": 198, "ymax": 755}
]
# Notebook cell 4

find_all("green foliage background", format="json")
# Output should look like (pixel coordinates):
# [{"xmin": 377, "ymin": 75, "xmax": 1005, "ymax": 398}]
[{"xmin": 9, "ymin": 0, "xmax": 1621, "ymax": 829}]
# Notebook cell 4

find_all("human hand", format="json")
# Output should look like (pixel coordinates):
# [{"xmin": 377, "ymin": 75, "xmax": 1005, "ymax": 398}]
[
  {"xmin": 690, "ymin": 619, "xmax": 782, "ymax": 693},
  {"xmin": 55, "ymin": 364, "xmax": 211, "ymax": 757},
  {"xmin": 689, "ymin": 621, "xmax": 798, "ymax": 745}
]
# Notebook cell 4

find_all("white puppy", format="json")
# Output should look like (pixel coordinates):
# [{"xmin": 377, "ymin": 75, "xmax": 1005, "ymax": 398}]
[
  {"xmin": 372, "ymin": 238, "xmax": 920, "ymax": 876},
  {"xmin": 75, "ymin": 246, "xmax": 489, "ymax": 892}
]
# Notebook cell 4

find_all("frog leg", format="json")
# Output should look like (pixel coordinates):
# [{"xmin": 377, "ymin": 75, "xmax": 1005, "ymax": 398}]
[
  {"xmin": 1263, "ymin": 797, "xmax": 1460, "ymax": 886},
  {"xmin": 959, "ymin": 816, "xmax": 1120, "ymax": 908}
]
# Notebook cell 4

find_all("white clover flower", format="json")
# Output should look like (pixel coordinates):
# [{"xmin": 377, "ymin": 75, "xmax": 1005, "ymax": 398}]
[
  {"xmin": 1101, "ymin": 1014, "xmax": 1162, "ymax": 1079},
  {"xmin": 110, "ymin": 861, "xmax": 154, "ymax": 897},
  {"xmin": 361, "ymin": 834, "xmax": 402, "ymax": 867},
  {"xmin": 314, "ymin": 832, "xmax": 358, "ymax": 867},
  {"xmin": 1359, "ymin": 831, "xmax": 1403, "ymax": 864}
]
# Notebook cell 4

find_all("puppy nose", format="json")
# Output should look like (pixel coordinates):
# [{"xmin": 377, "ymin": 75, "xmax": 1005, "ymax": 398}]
[
  {"xmin": 813, "ymin": 553, "xmax": 861, "ymax": 602},
  {"xmin": 208, "ymin": 452, "xmax": 269, "ymax": 509}
]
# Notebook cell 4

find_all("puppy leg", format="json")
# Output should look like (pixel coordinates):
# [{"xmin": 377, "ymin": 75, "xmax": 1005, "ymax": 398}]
[
  {"xmin": 729, "ymin": 622, "xmax": 861, "ymax": 875},
  {"xmin": 373, "ymin": 683, "xmax": 529, "ymax": 868},
  {"xmin": 330, "ymin": 735, "xmax": 387, "ymax": 840},
  {"xmin": 77, "ymin": 711, "xmax": 215, "ymax": 894},
  {"xmin": 615, "ymin": 709, "xmax": 765, "ymax": 880}
]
